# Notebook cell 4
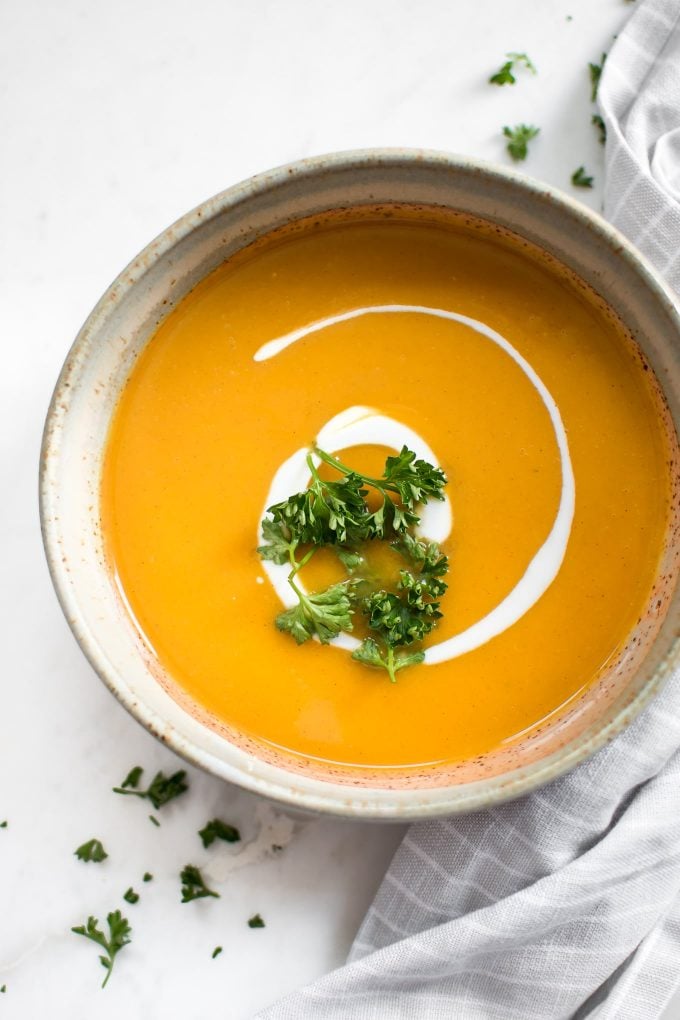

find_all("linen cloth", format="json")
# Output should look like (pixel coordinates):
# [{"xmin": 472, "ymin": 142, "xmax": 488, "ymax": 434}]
[{"xmin": 260, "ymin": 2, "xmax": 680, "ymax": 1016}]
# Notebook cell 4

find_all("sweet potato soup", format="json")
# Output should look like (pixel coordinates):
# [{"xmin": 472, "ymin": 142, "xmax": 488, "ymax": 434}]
[{"xmin": 101, "ymin": 208, "xmax": 675, "ymax": 771}]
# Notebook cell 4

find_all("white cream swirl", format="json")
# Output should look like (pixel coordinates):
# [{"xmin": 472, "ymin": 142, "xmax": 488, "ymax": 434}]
[{"xmin": 255, "ymin": 306, "xmax": 575, "ymax": 664}]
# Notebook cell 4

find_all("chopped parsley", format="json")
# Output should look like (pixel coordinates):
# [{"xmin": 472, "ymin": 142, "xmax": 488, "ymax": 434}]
[
  {"xmin": 143, "ymin": 872, "xmax": 153, "ymax": 883},
  {"xmin": 180, "ymin": 865, "xmax": 220, "ymax": 903},
  {"xmin": 572, "ymin": 166, "xmax": 594, "ymax": 188},
  {"xmin": 212, "ymin": 946, "xmax": 223, "ymax": 959},
  {"xmin": 592, "ymin": 114, "xmax": 606, "ymax": 145},
  {"xmin": 1, "ymin": 985, "xmax": 5, "ymax": 993},
  {"xmin": 199, "ymin": 818, "xmax": 241, "ymax": 848},
  {"xmin": 248, "ymin": 914, "xmax": 265, "ymax": 928},
  {"xmin": 503, "ymin": 124, "xmax": 540, "ymax": 161},
  {"xmin": 75, "ymin": 838, "xmax": 108, "ymax": 863},
  {"xmin": 0, "ymin": 821, "xmax": 7, "ymax": 828},
  {"xmin": 489, "ymin": 51, "xmax": 536, "ymax": 85},
  {"xmin": 71, "ymin": 911, "xmax": 131, "ymax": 988},
  {"xmin": 149, "ymin": 815, "xmax": 160, "ymax": 827},
  {"xmin": 589, "ymin": 54, "xmax": 606, "ymax": 102},
  {"xmin": 123, "ymin": 887, "xmax": 139, "ymax": 904},
  {"xmin": 113, "ymin": 767, "xmax": 188, "ymax": 809}
]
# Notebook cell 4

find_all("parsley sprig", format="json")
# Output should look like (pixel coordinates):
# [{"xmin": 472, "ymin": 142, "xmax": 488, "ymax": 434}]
[
  {"xmin": 71, "ymin": 911, "xmax": 131, "ymax": 988},
  {"xmin": 113, "ymin": 767, "xmax": 188, "ymax": 809},
  {"xmin": 503, "ymin": 124, "xmax": 540, "ymax": 161},
  {"xmin": 180, "ymin": 864, "xmax": 220, "ymax": 903},
  {"xmin": 258, "ymin": 444, "xmax": 449, "ymax": 679}
]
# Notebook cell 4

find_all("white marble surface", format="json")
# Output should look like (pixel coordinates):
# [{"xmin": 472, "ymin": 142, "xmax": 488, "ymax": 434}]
[{"xmin": 4, "ymin": 0, "xmax": 677, "ymax": 1017}]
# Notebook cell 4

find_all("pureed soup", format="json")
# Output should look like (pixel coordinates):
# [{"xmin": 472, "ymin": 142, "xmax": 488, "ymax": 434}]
[{"xmin": 101, "ymin": 207, "xmax": 676, "ymax": 775}]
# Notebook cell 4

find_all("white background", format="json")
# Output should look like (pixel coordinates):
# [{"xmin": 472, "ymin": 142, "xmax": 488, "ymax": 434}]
[{"xmin": 2, "ymin": 1, "xmax": 677, "ymax": 1017}]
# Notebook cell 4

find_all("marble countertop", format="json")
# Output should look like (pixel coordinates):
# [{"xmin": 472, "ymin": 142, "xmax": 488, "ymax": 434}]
[{"xmin": 5, "ymin": 0, "xmax": 674, "ymax": 1016}]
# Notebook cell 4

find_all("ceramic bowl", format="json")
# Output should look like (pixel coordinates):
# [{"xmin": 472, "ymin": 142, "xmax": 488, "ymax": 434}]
[{"xmin": 40, "ymin": 149, "xmax": 680, "ymax": 820}]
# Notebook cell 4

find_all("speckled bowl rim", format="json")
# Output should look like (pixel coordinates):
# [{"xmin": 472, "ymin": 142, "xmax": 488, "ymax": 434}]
[{"xmin": 40, "ymin": 148, "xmax": 680, "ymax": 820}]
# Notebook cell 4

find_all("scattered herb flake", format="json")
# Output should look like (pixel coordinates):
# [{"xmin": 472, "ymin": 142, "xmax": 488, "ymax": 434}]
[
  {"xmin": 143, "ymin": 872, "xmax": 153, "ymax": 883},
  {"xmin": 1, "ymin": 985, "xmax": 5, "ymax": 993},
  {"xmin": 0, "ymin": 821, "xmax": 6, "ymax": 828},
  {"xmin": 489, "ymin": 51, "xmax": 536, "ymax": 85},
  {"xmin": 75, "ymin": 838, "xmax": 108, "ymax": 863},
  {"xmin": 572, "ymin": 166, "xmax": 594, "ymax": 188},
  {"xmin": 180, "ymin": 865, "xmax": 220, "ymax": 903},
  {"xmin": 199, "ymin": 818, "xmax": 241, "ymax": 848},
  {"xmin": 71, "ymin": 911, "xmax": 131, "ymax": 988},
  {"xmin": 119, "ymin": 766, "xmax": 143, "ymax": 790},
  {"xmin": 248, "ymin": 913, "xmax": 265, "ymax": 928},
  {"xmin": 123, "ymin": 887, "xmax": 139, "ymax": 905},
  {"xmin": 212, "ymin": 946, "xmax": 223, "ymax": 959},
  {"xmin": 113, "ymin": 768, "xmax": 188, "ymax": 810},
  {"xmin": 589, "ymin": 54, "xmax": 606, "ymax": 102},
  {"xmin": 592, "ymin": 113, "xmax": 606, "ymax": 145},
  {"xmin": 149, "ymin": 815, "xmax": 160, "ymax": 827},
  {"xmin": 503, "ymin": 123, "xmax": 540, "ymax": 161}
]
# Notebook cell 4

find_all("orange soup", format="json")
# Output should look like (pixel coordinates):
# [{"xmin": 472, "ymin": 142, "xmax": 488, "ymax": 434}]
[{"xmin": 101, "ymin": 209, "xmax": 674, "ymax": 770}]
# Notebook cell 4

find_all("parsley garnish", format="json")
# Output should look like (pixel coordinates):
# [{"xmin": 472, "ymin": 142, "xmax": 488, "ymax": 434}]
[
  {"xmin": 248, "ymin": 914, "xmax": 265, "ymax": 928},
  {"xmin": 258, "ymin": 445, "xmax": 448, "ymax": 678},
  {"xmin": 0, "ymin": 985, "xmax": 5, "ymax": 992},
  {"xmin": 198, "ymin": 819, "xmax": 241, "ymax": 848},
  {"xmin": 71, "ymin": 911, "xmax": 131, "ymax": 988},
  {"xmin": 123, "ymin": 887, "xmax": 139, "ymax": 904},
  {"xmin": 149, "ymin": 815, "xmax": 160, "ymax": 827},
  {"xmin": 0, "ymin": 821, "xmax": 7, "ymax": 828},
  {"xmin": 589, "ymin": 54, "xmax": 606, "ymax": 101},
  {"xmin": 143, "ymin": 872, "xmax": 153, "ymax": 882},
  {"xmin": 212, "ymin": 946, "xmax": 223, "ymax": 959},
  {"xmin": 113, "ymin": 768, "xmax": 188, "ymax": 809},
  {"xmin": 489, "ymin": 51, "xmax": 536, "ymax": 85},
  {"xmin": 503, "ymin": 124, "xmax": 540, "ymax": 161},
  {"xmin": 572, "ymin": 166, "xmax": 594, "ymax": 188},
  {"xmin": 592, "ymin": 114, "xmax": 606, "ymax": 145},
  {"xmin": 180, "ymin": 865, "xmax": 220, "ymax": 903},
  {"xmin": 75, "ymin": 838, "xmax": 108, "ymax": 863}
]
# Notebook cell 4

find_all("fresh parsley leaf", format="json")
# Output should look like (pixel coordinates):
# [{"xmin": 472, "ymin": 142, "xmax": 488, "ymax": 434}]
[
  {"xmin": 489, "ymin": 51, "xmax": 536, "ymax": 85},
  {"xmin": 257, "ymin": 518, "xmax": 296, "ymax": 566},
  {"xmin": 489, "ymin": 60, "xmax": 515, "ymax": 86},
  {"xmin": 71, "ymin": 910, "xmax": 131, "ymax": 988},
  {"xmin": 212, "ymin": 946, "xmax": 223, "ymax": 959},
  {"xmin": 149, "ymin": 815, "xmax": 160, "ymax": 827},
  {"xmin": 572, "ymin": 166, "xmax": 594, "ymax": 188},
  {"xmin": 113, "ymin": 768, "xmax": 188, "ymax": 810},
  {"xmin": 503, "ymin": 124, "xmax": 540, "ymax": 161},
  {"xmin": 180, "ymin": 864, "xmax": 220, "ymax": 903},
  {"xmin": 335, "ymin": 546, "xmax": 364, "ymax": 572},
  {"xmin": 589, "ymin": 54, "xmax": 606, "ymax": 102},
  {"xmin": 120, "ymin": 766, "xmax": 143, "ymax": 789},
  {"xmin": 248, "ymin": 913, "xmax": 265, "ymax": 928},
  {"xmin": 143, "ymin": 872, "xmax": 153, "ymax": 882},
  {"xmin": 123, "ymin": 888, "xmax": 139, "ymax": 905},
  {"xmin": 75, "ymin": 838, "xmax": 108, "ymax": 863},
  {"xmin": 0, "ymin": 985, "xmax": 5, "ymax": 993},
  {"xmin": 275, "ymin": 582, "xmax": 355, "ymax": 645},
  {"xmin": 198, "ymin": 818, "xmax": 241, "ymax": 848},
  {"xmin": 353, "ymin": 638, "xmax": 425, "ymax": 683},
  {"xmin": 0, "ymin": 821, "xmax": 6, "ymax": 828},
  {"xmin": 592, "ymin": 114, "xmax": 606, "ymax": 145}
]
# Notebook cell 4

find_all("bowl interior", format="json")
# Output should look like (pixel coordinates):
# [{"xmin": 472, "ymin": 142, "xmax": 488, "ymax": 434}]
[{"xmin": 41, "ymin": 151, "xmax": 680, "ymax": 819}]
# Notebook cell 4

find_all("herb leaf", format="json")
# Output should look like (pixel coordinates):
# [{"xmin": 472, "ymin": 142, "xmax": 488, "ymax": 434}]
[
  {"xmin": 248, "ymin": 913, "xmax": 265, "ymax": 928},
  {"xmin": 275, "ymin": 581, "xmax": 355, "ymax": 645},
  {"xmin": 143, "ymin": 872, "xmax": 153, "ymax": 882},
  {"xmin": 589, "ymin": 54, "xmax": 606, "ymax": 102},
  {"xmin": 503, "ymin": 124, "xmax": 540, "ymax": 161},
  {"xmin": 592, "ymin": 114, "xmax": 606, "ymax": 145},
  {"xmin": 75, "ymin": 838, "xmax": 108, "ymax": 863},
  {"xmin": 572, "ymin": 166, "xmax": 594, "ymax": 188},
  {"xmin": 71, "ymin": 911, "xmax": 131, "ymax": 988},
  {"xmin": 212, "ymin": 946, "xmax": 223, "ymax": 959},
  {"xmin": 180, "ymin": 865, "xmax": 220, "ymax": 903},
  {"xmin": 489, "ymin": 51, "xmax": 536, "ymax": 85},
  {"xmin": 198, "ymin": 818, "xmax": 241, "ymax": 848},
  {"xmin": 123, "ymin": 888, "xmax": 139, "ymax": 904},
  {"xmin": 113, "ymin": 769, "xmax": 188, "ymax": 810}
]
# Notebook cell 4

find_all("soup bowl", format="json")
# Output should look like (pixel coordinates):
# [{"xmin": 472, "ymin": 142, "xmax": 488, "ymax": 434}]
[{"xmin": 40, "ymin": 149, "xmax": 680, "ymax": 820}]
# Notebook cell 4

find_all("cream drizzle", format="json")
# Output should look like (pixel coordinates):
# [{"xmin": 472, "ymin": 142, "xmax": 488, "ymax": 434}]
[{"xmin": 255, "ymin": 306, "xmax": 575, "ymax": 664}]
